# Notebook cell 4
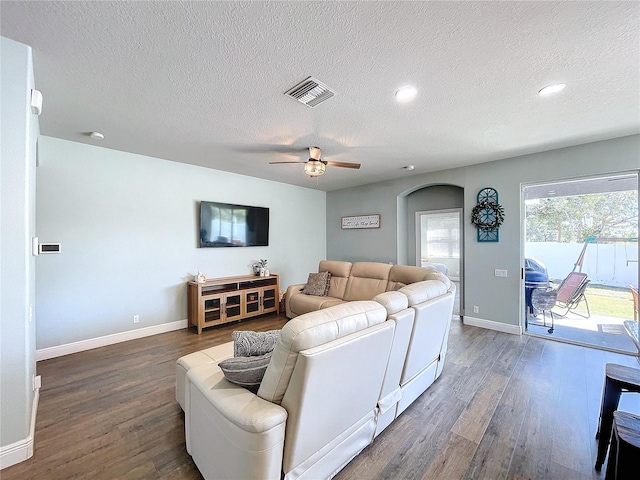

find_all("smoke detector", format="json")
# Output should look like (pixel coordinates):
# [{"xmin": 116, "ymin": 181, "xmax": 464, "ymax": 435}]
[{"xmin": 285, "ymin": 77, "xmax": 336, "ymax": 108}]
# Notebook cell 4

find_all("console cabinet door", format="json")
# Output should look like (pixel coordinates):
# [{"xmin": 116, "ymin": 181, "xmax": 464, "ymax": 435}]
[
  {"xmin": 202, "ymin": 295, "xmax": 223, "ymax": 324},
  {"xmin": 196, "ymin": 293, "xmax": 224, "ymax": 334},
  {"xmin": 261, "ymin": 286, "xmax": 278, "ymax": 314},
  {"xmin": 243, "ymin": 288, "xmax": 262, "ymax": 317},
  {"xmin": 223, "ymin": 292, "xmax": 243, "ymax": 321},
  {"xmin": 198, "ymin": 292, "xmax": 242, "ymax": 332},
  {"xmin": 243, "ymin": 287, "xmax": 278, "ymax": 316}
]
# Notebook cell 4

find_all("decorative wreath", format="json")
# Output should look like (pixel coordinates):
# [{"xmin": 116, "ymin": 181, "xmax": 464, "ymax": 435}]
[{"xmin": 471, "ymin": 200, "xmax": 505, "ymax": 231}]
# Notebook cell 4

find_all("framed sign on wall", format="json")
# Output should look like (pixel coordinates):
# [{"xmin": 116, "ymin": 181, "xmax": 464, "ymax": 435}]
[{"xmin": 341, "ymin": 214, "xmax": 381, "ymax": 229}]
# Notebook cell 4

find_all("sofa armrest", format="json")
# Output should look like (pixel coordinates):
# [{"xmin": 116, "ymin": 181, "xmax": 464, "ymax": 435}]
[
  {"xmin": 187, "ymin": 364, "xmax": 288, "ymax": 479},
  {"xmin": 286, "ymin": 283, "xmax": 306, "ymax": 318},
  {"xmin": 188, "ymin": 364, "xmax": 288, "ymax": 433}
]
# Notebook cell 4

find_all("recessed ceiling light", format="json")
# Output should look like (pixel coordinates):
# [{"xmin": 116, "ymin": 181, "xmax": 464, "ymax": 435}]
[
  {"xmin": 538, "ymin": 83, "xmax": 566, "ymax": 96},
  {"xmin": 395, "ymin": 86, "xmax": 417, "ymax": 102},
  {"xmin": 89, "ymin": 131, "xmax": 104, "ymax": 140}
]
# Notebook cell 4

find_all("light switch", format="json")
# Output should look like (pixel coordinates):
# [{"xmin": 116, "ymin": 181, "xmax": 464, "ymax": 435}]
[{"xmin": 495, "ymin": 269, "xmax": 508, "ymax": 277}]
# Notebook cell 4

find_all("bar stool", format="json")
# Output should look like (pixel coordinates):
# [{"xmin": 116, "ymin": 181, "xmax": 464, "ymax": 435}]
[
  {"xmin": 594, "ymin": 363, "xmax": 640, "ymax": 471},
  {"xmin": 604, "ymin": 411, "xmax": 640, "ymax": 480}
]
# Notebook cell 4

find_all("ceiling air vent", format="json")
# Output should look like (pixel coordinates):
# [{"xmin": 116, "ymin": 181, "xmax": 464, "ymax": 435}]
[{"xmin": 284, "ymin": 77, "xmax": 336, "ymax": 108}]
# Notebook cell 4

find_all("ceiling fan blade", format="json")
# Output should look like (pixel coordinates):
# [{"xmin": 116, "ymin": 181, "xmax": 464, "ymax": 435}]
[
  {"xmin": 269, "ymin": 161, "xmax": 307, "ymax": 164},
  {"xmin": 234, "ymin": 144, "xmax": 308, "ymax": 154},
  {"xmin": 325, "ymin": 161, "xmax": 361, "ymax": 169}
]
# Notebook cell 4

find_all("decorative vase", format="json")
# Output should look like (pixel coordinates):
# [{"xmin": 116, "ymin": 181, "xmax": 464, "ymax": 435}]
[
  {"xmin": 260, "ymin": 268, "xmax": 265, "ymax": 277},
  {"xmin": 265, "ymin": 269, "xmax": 270, "ymax": 276}
]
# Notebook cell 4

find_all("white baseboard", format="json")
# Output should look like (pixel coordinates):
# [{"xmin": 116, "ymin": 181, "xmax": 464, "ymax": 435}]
[
  {"xmin": 463, "ymin": 316, "xmax": 522, "ymax": 335},
  {"xmin": 0, "ymin": 389, "xmax": 39, "ymax": 470},
  {"xmin": 36, "ymin": 319, "xmax": 188, "ymax": 361},
  {"xmin": 0, "ymin": 437, "xmax": 33, "ymax": 470}
]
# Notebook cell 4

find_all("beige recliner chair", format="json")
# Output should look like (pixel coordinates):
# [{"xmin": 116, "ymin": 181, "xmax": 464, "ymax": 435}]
[{"xmin": 185, "ymin": 300, "xmax": 395, "ymax": 480}]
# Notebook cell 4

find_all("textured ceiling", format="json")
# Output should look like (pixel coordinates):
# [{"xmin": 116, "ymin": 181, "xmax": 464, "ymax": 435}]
[{"xmin": 2, "ymin": 1, "xmax": 639, "ymax": 191}]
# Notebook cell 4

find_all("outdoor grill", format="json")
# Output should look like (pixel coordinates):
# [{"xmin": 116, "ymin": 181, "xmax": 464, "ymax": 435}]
[{"xmin": 524, "ymin": 258, "xmax": 549, "ymax": 317}]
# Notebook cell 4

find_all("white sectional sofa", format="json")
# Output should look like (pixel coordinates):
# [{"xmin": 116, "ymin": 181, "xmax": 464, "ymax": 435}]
[{"xmin": 176, "ymin": 263, "xmax": 455, "ymax": 480}]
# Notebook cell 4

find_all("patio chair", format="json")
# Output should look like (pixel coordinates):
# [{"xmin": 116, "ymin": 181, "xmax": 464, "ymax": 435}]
[
  {"xmin": 552, "ymin": 271, "xmax": 591, "ymax": 318},
  {"xmin": 630, "ymin": 285, "xmax": 638, "ymax": 322}
]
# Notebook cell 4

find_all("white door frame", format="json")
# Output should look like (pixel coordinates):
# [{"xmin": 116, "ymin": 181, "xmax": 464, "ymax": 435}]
[
  {"xmin": 520, "ymin": 170, "xmax": 640, "ymax": 339},
  {"xmin": 415, "ymin": 207, "xmax": 464, "ymax": 316}
]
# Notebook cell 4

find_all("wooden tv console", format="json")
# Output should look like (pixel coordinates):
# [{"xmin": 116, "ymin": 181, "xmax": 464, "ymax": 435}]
[{"xmin": 187, "ymin": 274, "xmax": 280, "ymax": 334}]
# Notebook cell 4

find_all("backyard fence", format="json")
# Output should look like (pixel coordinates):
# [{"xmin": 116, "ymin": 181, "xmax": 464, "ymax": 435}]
[{"xmin": 526, "ymin": 242, "xmax": 638, "ymax": 288}]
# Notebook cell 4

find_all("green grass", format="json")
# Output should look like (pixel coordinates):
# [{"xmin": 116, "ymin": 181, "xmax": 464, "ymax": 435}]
[{"xmin": 574, "ymin": 285, "xmax": 635, "ymax": 318}]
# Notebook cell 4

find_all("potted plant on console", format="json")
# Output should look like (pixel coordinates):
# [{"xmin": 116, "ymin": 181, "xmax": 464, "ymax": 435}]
[{"xmin": 253, "ymin": 259, "xmax": 268, "ymax": 276}]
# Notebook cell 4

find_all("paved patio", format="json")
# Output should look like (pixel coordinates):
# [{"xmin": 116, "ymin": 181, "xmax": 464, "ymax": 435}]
[{"xmin": 526, "ymin": 309, "xmax": 640, "ymax": 355}]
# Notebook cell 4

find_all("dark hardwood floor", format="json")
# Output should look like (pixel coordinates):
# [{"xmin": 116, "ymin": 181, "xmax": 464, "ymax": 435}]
[{"xmin": 3, "ymin": 315, "xmax": 640, "ymax": 480}]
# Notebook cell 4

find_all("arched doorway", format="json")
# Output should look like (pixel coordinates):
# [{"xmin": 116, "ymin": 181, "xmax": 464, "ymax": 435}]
[{"xmin": 405, "ymin": 185, "xmax": 464, "ymax": 315}]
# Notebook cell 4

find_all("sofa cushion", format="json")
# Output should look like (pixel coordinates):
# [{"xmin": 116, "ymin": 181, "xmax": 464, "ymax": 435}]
[
  {"xmin": 175, "ymin": 342, "xmax": 234, "ymax": 409},
  {"xmin": 319, "ymin": 260, "xmax": 352, "ymax": 299},
  {"xmin": 232, "ymin": 330, "xmax": 281, "ymax": 357},
  {"xmin": 399, "ymin": 280, "xmax": 448, "ymax": 306},
  {"xmin": 318, "ymin": 260, "xmax": 352, "ymax": 277},
  {"xmin": 288, "ymin": 294, "xmax": 346, "ymax": 317},
  {"xmin": 388, "ymin": 265, "xmax": 438, "ymax": 290},
  {"xmin": 218, "ymin": 352, "xmax": 273, "ymax": 392},
  {"xmin": 343, "ymin": 262, "xmax": 392, "ymax": 301},
  {"xmin": 302, "ymin": 272, "xmax": 331, "ymax": 296},
  {"xmin": 373, "ymin": 291, "xmax": 409, "ymax": 316},
  {"xmin": 257, "ymin": 300, "xmax": 387, "ymax": 404}
]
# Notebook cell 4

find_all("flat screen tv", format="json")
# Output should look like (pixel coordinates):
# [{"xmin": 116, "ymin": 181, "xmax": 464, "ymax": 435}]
[{"xmin": 199, "ymin": 201, "xmax": 269, "ymax": 247}]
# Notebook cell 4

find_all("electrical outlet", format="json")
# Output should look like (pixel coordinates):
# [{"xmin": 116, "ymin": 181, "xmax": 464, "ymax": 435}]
[
  {"xmin": 133, "ymin": 315, "xmax": 140, "ymax": 324},
  {"xmin": 495, "ymin": 269, "xmax": 508, "ymax": 277},
  {"xmin": 33, "ymin": 374, "xmax": 41, "ymax": 390},
  {"xmin": 473, "ymin": 306, "xmax": 479, "ymax": 314}
]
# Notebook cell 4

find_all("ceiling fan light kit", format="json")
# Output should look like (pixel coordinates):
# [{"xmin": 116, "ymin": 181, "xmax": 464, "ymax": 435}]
[
  {"xmin": 304, "ymin": 160, "xmax": 326, "ymax": 177},
  {"xmin": 269, "ymin": 146, "xmax": 360, "ymax": 177}
]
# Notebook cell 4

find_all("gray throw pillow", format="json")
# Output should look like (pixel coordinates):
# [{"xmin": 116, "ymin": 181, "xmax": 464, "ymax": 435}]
[
  {"xmin": 302, "ymin": 271, "xmax": 331, "ymax": 296},
  {"xmin": 232, "ymin": 329, "xmax": 281, "ymax": 357},
  {"xmin": 218, "ymin": 352, "xmax": 272, "ymax": 392}
]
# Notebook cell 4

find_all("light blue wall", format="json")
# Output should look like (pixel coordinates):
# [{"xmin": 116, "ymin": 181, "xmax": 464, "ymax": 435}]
[
  {"xmin": 327, "ymin": 135, "xmax": 640, "ymax": 328},
  {"xmin": 0, "ymin": 37, "xmax": 38, "ymax": 455},
  {"xmin": 36, "ymin": 137, "xmax": 326, "ymax": 349}
]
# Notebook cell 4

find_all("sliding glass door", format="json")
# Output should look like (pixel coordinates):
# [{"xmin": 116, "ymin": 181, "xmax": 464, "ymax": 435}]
[{"xmin": 522, "ymin": 172, "xmax": 639, "ymax": 354}]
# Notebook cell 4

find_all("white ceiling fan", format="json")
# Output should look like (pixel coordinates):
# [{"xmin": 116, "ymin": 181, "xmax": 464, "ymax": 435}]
[{"xmin": 269, "ymin": 147, "xmax": 361, "ymax": 177}]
